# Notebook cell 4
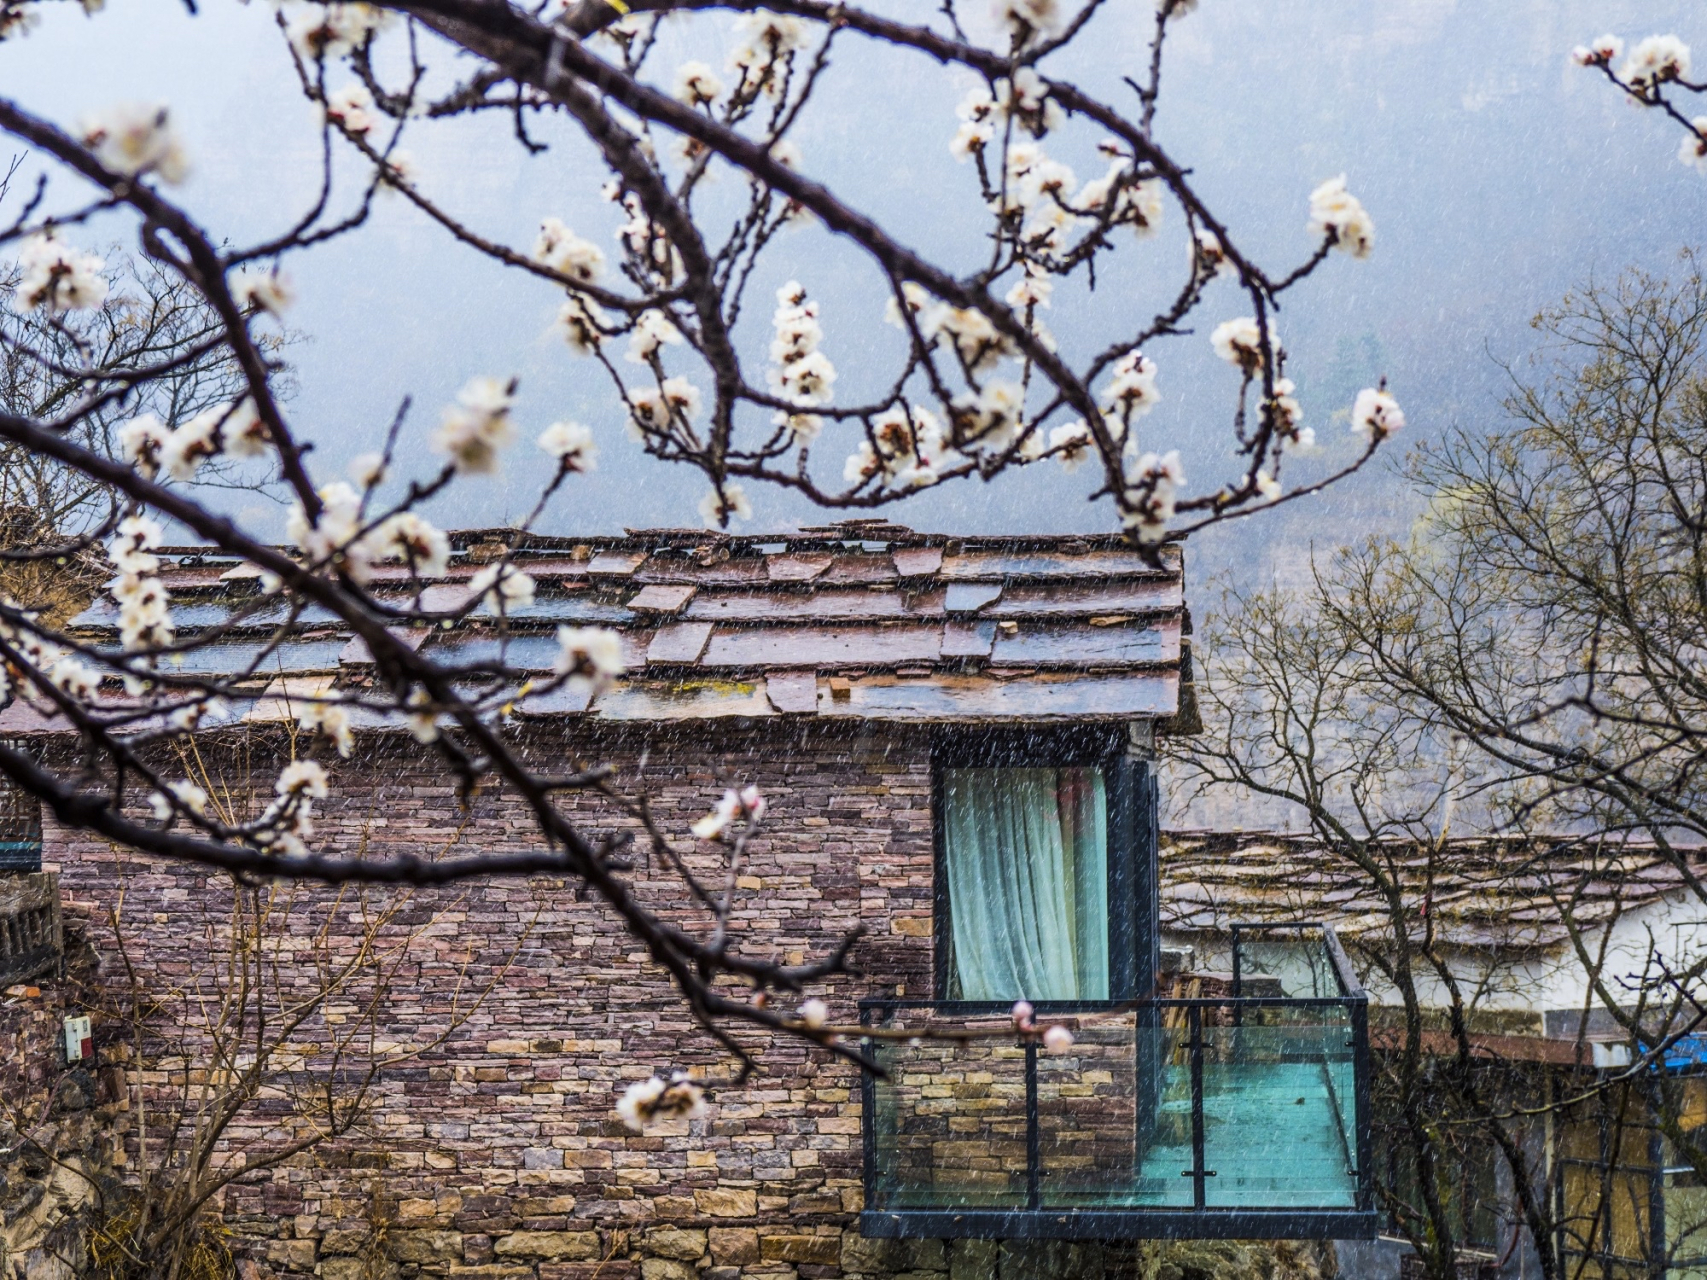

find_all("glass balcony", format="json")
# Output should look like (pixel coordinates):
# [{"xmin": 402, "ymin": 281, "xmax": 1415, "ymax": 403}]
[{"xmin": 858, "ymin": 924, "xmax": 1376, "ymax": 1240}]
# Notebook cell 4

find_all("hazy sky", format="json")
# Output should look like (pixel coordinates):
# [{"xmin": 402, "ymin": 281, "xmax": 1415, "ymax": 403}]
[{"xmin": 2, "ymin": 0, "xmax": 1702, "ymax": 566}]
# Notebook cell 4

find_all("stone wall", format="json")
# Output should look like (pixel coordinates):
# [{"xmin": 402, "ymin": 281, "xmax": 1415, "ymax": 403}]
[{"xmin": 15, "ymin": 721, "xmax": 1337, "ymax": 1280}]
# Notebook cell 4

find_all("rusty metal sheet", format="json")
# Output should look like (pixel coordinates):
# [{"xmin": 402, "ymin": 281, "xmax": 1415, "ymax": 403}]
[
  {"xmin": 765, "ymin": 671, "xmax": 819, "ymax": 714},
  {"xmin": 994, "ymin": 579, "xmax": 1182, "ymax": 617},
  {"xmin": 626, "ymin": 584, "xmax": 697, "ymax": 614},
  {"xmin": 817, "ymin": 553, "xmax": 899, "ymax": 586},
  {"xmin": 683, "ymin": 588, "xmax": 944, "ymax": 624},
  {"xmin": 591, "ymin": 679, "xmax": 775, "ymax": 720},
  {"xmin": 765, "ymin": 552, "xmax": 833, "ymax": 582},
  {"xmin": 891, "ymin": 546, "xmax": 944, "ymax": 578},
  {"xmin": 698, "ymin": 624, "xmax": 942, "ymax": 668},
  {"xmin": 814, "ymin": 671, "xmax": 1179, "ymax": 721},
  {"xmin": 990, "ymin": 618, "xmax": 1180, "ymax": 666},
  {"xmin": 944, "ymin": 582, "xmax": 1003, "ymax": 614},
  {"xmin": 940, "ymin": 549, "xmax": 1178, "ymax": 581},
  {"xmin": 587, "ymin": 550, "xmax": 648, "ymax": 577},
  {"xmin": 646, "ymin": 621, "xmax": 714, "ymax": 664},
  {"xmin": 942, "ymin": 620, "xmax": 997, "ymax": 658}
]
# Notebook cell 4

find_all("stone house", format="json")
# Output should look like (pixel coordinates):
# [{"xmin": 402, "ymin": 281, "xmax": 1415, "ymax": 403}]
[{"xmin": 0, "ymin": 524, "xmax": 1371, "ymax": 1280}]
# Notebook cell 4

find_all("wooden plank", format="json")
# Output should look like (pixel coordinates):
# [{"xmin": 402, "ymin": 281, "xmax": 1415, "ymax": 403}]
[
  {"xmin": 591, "ymin": 679, "xmax": 775, "ymax": 720},
  {"xmin": 990, "ymin": 619, "xmax": 1180, "ymax": 666},
  {"xmin": 587, "ymin": 550, "xmax": 648, "ymax": 577},
  {"xmin": 944, "ymin": 582, "xmax": 1003, "ymax": 614},
  {"xmin": 942, "ymin": 620, "xmax": 996, "ymax": 658},
  {"xmin": 647, "ymin": 621, "xmax": 714, "ymax": 664},
  {"xmin": 814, "ymin": 671, "xmax": 1179, "ymax": 721},
  {"xmin": 891, "ymin": 546, "xmax": 944, "ymax": 578},
  {"xmin": 765, "ymin": 552, "xmax": 833, "ymax": 582},
  {"xmin": 766, "ymin": 671, "xmax": 820, "ymax": 714},
  {"xmin": 683, "ymin": 588, "xmax": 944, "ymax": 623},
  {"xmin": 995, "ymin": 579, "xmax": 1183, "ymax": 617},
  {"xmin": 627, "ymin": 583, "xmax": 697, "ymax": 614},
  {"xmin": 699, "ymin": 624, "xmax": 942, "ymax": 668}
]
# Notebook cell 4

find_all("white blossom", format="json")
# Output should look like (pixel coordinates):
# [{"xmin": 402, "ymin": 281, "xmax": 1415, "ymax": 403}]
[
  {"xmin": 699, "ymin": 483, "xmax": 753, "ymax": 528},
  {"xmin": 161, "ymin": 408, "xmax": 223, "ymax": 481},
  {"xmin": 1620, "ymin": 35, "xmax": 1691, "ymax": 91},
  {"xmin": 469, "ymin": 562, "xmax": 536, "ymax": 613},
  {"xmin": 799, "ymin": 998, "xmax": 829, "ymax": 1029},
  {"xmin": 1193, "ymin": 227, "xmax": 1235, "ymax": 279},
  {"xmin": 150, "ymin": 780, "xmax": 209, "ymax": 821},
  {"xmin": 377, "ymin": 149, "xmax": 416, "ymax": 193},
  {"xmin": 1254, "ymin": 469, "xmax": 1282, "ymax": 502},
  {"xmin": 79, "ymin": 102, "xmax": 189, "ymax": 183},
  {"xmin": 114, "ymin": 573, "xmax": 173, "ymax": 651},
  {"xmin": 951, "ymin": 85, "xmax": 996, "ymax": 161},
  {"xmin": 1101, "ymin": 350, "xmax": 1161, "ymax": 420},
  {"xmin": 956, "ymin": 380, "xmax": 1025, "ymax": 452},
  {"xmin": 119, "ymin": 414, "xmax": 170, "ymax": 478},
  {"xmin": 16, "ymin": 232, "xmax": 107, "ymax": 314},
  {"xmin": 537, "ymin": 421, "xmax": 597, "ymax": 472},
  {"xmin": 626, "ymin": 309, "xmax": 683, "ymax": 364},
  {"xmin": 349, "ymin": 451, "xmax": 387, "ymax": 487},
  {"xmin": 554, "ymin": 625, "xmax": 626, "ymax": 697},
  {"xmin": 1351, "ymin": 386, "xmax": 1405, "ymax": 439},
  {"xmin": 1042, "ymin": 1024, "xmax": 1074, "ymax": 1053},
  {"xmin": 298, "ymin": 699, "xmax": 354, "ymax": 758},
  {"xmin": 1307, "ymin": 174, "xmax": 1375, "ymax": 259},
  {"xmin": 626, "ymin": 377, "xmax": 700, "ymax": 438},
  {"xmin": 1076, "ymin": 162, "xmax": 1163, "ymax": 237},
  {"xmin": 1681, "ymin": 118, "xmax": 1707, "ymax": 173},
  {"xmin": 323, "ymin": 82, "xmax": 377, "ymax": 134},
  {"xmin": 276, "ymin": 759, "xmax": 330, "ymax": 800},
  {"xmin": 0, "ymin": 4, "xmax": 40, "ymax": 40},
  {"xmin": 533, "ymin": 217, "xmax": 605, "ymax": 283},
  {"xmin": 554, "ymin": 297, "xmax": 609, "ymax": 355},
  {"xmin": 405, "ymin": 688, "xmax": 438, "ymax": 744},
  {"xmin": 360, "ymin": 511, "xmax": 451, "ymax": 577},
  {"xmin": 1049, "ymin": 420, "xmax": 1095, "ymax": 472},
  {"xmin": 616, "ymin": 1072, "xmax": 705, "ymax": 1132},
  {"xmin": 994, "ymin": 0, "xmax": 1061, "ymax": 44},
  {"xmin": 286, "ymin": 481, "xmax": 363, "ymax": 564},
  {"xmin": 691, "ymin": 786, "xmax": 764, "ymax": 839},
  {"xmin": 992, "ymin": 67, "xmax": 1064, "ymax": 138},
  {"xmin": 234, "ymin": 267, "xmax": 295, "ymax": 315},
  {"xmin": 1122, "ymin": 449, "xmax": 1185, "ymax": 543},
  {"xmin": 1267, "ymin": 376, "xmax": 1304, "ymax": 439},
  {"xmin": 1571, "ymin": 33, "xmax": 1624, "ymax": 67},
  {"xmin": 49, "ymin": 655, "xmax": 99, "ymax": 700},
  {"xmin": 284, "ymin": 1, "xmax": 389, "ymax": 62},
  {"xmin": 728, "ymin": 11, "xmax": 810, "ymax": 96},
  {"xmin": 1210, "ymin": 316, "xmax": 1271, "ymax": 373},
  {"xmin": 109, "ymin": 515, "xmax": 164, "ymax": 576},
  {"xmin": 674, "ymin": 60, "xmax": 725, "ymax": 106},
  {"xmin": 432, "ymin": 376, "xmax": 517, "ymax": 475},
  {"xmin": 221, "ymin": 399, "xmax": 271, "ymax": 458},
  {"xmin": 934, "ymin": 305, "xmax": 1012, "ymax": 375}
]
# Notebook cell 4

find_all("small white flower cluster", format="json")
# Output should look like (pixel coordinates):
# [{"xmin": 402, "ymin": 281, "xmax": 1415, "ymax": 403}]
[
  {"xmin": 533, "ymin": 217, "xmax": 605, "ymax": 285},
  {"xmin": 537, "ymin": 421, "xmax": 598, "ymax": 473},
  {"xmin": 1121, "ymin": 449, "xmax": 1186, "ymax": 543},
  {"xmin": 674, "ymin": 60, "xmax": 725, "ymax": 108},
  {"xmin": 691, "ymin": 783, "xmax": 766, "ymax": 839},
  {"xmin": 845, "ymin": 404, "xmax": 965, "ymax": 491},
  {"xmin": 616, "ymin": 1072, "xmax": 706, "ymax": 1132},
  {"xmin": 148, "ymin": 780, "xmax": 209, "ymax": 823},
  {"xmin": 108, "ymin": 516, "xmax": 174, "ymax": 652},
  {"xmin": 627, "ymin": 377, "xmax": 703, "ymax": 444},
  {"xmin": 1076, "ymin": 141, "xmax": 1164, "ymax": 239},
  {"xmin": 298, "ymin": 698, "xmax": 354, "ymax": 758},
  {"xmin": 554, "ymin": 296, "xmax": 609, "ymax": 356},
  {"xmin": 1210, "ymin": 316, "xmax": 1272, "ymax": 375},
  {"xmin": 165, "ymin": 400, "xmax": 270, "ymax": 481},
  {"xmin": 79, "ymin": 101, "xmax": 189, "ymax": 184},
  {"xmin": 627, "ymin": 309, "xmax": 683, "ymax": 365},
  {"xmin": 1681, "ymin": 118, "xmax": 1707, "ymax": 174},
  {"xmin": 951, "ymin": 68, "xmax": 1064, "ymax": 159},
  {"xmin": 1010, "ymin": 1001, "xmax": 1075, "ymax": 1052},
  {"xmin": 1193, "ymin": 227, "xmax": 1235, "ymax": 279},
  {"xmin": 1351, "ymin": 386, "xmax": 1405, "ymax": 440},
  {"xmin": 554, "ymin": 625, "xmax": 626, "ymax": 699},
  {"xmin": 728, "ymin": 12, "xmax": 809, "ymax": 98},
  {"xmin": 1101, "ymin": 349, "xmax": 1161, "ymax": 423},
  {"xmin": 14, "ymin": 232, "xmax": 107, "ymax": 314},
  {"xmin": 1570, "ymin": 33, "xmax": 1624, "ymax": 67},
  {"xmin": 323, "ymin": 82, "xmax": 377, "ymax": 135},
  {"xmin": 1620, "ymin": 35, "xmax": 1692, "ymax": 93},
  {"xmin": 611, "ymin": 186, "xmax": 682, "ymax": 283},
  {"xmin": 254, "ymin": 759, "xmax": 330, "ymax": 858},
  {"xmin": 432, "ymin": 376, "xmax": 516, "ymax": 475},
  {"xmin": 469, "ymin": 561, "xmax": 536, "ymax": 614},
  {"xmin": 993, "ymin": 0, "xmax": 1062, "ymax": 46},
  {"xmin": 698, "ymin": 483, "xmax": 753, "ymax": 528},
  {"xmin": 363, "ymin": 511, "xmax": 451, "ymax": 578},
  {"xmin": 282, "ymin": 0, "xmax": 389, "ymax": 62},
  {"xmin": 1266, "ymin": 377, "xmax": 1310, "ymax": 448},
  {"xmin": 1307, "ymin": 174, "xmax": 1375, "ymax": 259},
  {"xmin": 886, "ymin": 282, "xmax": 1015, "ymax": 376},
  {"xmin": 769, "ymin": 281, "xmax": 836, "ymax": 411},
  {"xmin": 234, "ymin": 267, "xmax": 295, "ymax": 317}
]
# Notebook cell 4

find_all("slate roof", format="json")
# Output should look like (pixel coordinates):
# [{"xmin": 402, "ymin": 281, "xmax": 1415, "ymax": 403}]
[
  {"xmin": 1160, "ymin": 830, "xmax": 1702, "ymax": 951},
  {"xmin": 53, "ymin": 521, "xmax": 1192, "ymax": 729}
]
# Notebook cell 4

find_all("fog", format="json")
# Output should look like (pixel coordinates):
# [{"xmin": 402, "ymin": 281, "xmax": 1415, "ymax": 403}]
[{"xmin": 2, "ymin": 0, "xmax": 1701, "ymax": 576}]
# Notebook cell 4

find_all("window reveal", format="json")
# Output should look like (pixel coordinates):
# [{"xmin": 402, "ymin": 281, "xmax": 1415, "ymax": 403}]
[{"xmin": 941, "ymin": 766, "xmax": 1109, "ymax": 1001}]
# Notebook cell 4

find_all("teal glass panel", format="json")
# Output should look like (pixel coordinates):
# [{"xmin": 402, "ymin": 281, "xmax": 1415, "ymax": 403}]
[
  {"xmin": 866, "ymin": 1015, "xmax": 1030, "ymax": 1211},
  {"xmin": 1201, "ymin": 1014, "xmax": 1359, "ymax": 1209}
]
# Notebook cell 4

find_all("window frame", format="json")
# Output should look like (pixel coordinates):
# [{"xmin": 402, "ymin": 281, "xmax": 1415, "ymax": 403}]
[{"xmin": 929, "ymin": 725, "xmax": 1157, "ymax": 1003}]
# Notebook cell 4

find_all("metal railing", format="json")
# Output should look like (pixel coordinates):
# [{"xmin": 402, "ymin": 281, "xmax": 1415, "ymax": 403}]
[{"xmin": 859, "ymin": 924, "xmax": 1374, "ymax": 1240}]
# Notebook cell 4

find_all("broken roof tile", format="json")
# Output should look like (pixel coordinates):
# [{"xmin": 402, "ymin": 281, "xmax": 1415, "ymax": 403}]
[
  {"xmin": 699, "ymin": 624, "xmax": 942, "ymax": 669},
  {"xmin": 765, "ymin": 552, "xmax": 833, "ymax": 582},
  {"xmin": 941, "ymin": 620, "xmax": 997, "ymax": 658},
  {"xmin": 944, "ymin": 582, "xmax": 1003, "ymax": 614},
  {"xmin": 586, "ymin": 550, "xmax": 648, "ymax": 577},
  {"xmin": 627, "ymin": 583, "xmax": 697, "ymax": 614},
  {"xmin": 646, "ymin": 621, "xmax": 715, "ymax": 665},
  {"xmin": 892, "ymin": 546, "xmax": 945, "ymax": 578},
  {"xmin": 765, "ymin": 671, "xmax": 820, "ymax": 715}
]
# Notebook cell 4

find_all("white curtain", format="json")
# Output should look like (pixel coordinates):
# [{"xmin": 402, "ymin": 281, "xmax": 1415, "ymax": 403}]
[{"xmin": 944, "ymin": 767, "xmax": 1109, "ymax": 1000}]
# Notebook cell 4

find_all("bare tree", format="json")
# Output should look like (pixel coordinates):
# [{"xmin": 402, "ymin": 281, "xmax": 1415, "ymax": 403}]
[{"xmin": 0, "ymin": 0, "xmax": 1405, "ymax": 1063}]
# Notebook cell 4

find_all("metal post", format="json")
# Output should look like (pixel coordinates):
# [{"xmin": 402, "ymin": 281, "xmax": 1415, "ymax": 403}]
[
  {"xmin": 1025, "ymin": 1038, "xmax": 1042, "ymax": 1211},
  {"xmin": 1231, "ymin": 926, "xmax": 1244, "ymax": 1028},
  {"xmin": 1189, "ymin": 1005, "xmax": 1207, "ymax": 1211},
  {"xmin": 860, "ymin": 1005, "xmax": 878, "ymax": 1211},
  {"xmin": 1352, "ymin": 998, "xmax": 1372, "ymax": 1211}
]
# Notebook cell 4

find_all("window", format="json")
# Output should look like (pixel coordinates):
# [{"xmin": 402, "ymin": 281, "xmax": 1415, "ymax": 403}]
[
  {"xmin": 932, "ymin": 728, "xmax": 1155, "ymax": 1003},
  {"xmin": 0, "ymin": 745, "xmax": 41, "ymax": 872}
]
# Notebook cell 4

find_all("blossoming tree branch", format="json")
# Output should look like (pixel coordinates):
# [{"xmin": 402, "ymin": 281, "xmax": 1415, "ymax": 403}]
[{"xmin": 0, "ymin": 0, "xmax": 1400, "ymax": 1083}]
